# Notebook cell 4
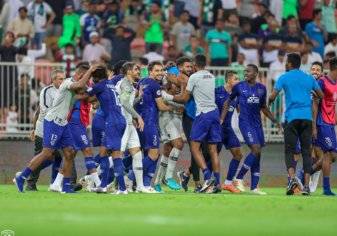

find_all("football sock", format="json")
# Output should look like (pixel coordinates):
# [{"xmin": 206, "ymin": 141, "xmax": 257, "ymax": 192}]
[{"xmin": 166, "ymin": 148, "xmax": 180, "ymax": 179}]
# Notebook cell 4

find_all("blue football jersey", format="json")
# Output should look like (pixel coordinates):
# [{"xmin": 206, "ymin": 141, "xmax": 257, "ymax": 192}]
[
  {"xmin": 230, "ymin": 81, "xmax": 266, "ymax": 127},
  {"xmin": 215, "ymin": 86, "xmax": 238, "ymax": 128}
]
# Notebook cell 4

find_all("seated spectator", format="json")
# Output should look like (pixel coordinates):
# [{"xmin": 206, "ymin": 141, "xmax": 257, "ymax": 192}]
[
  {"xmin": 170, "ymin": 10, "xmax": 195, "ymax": 53},
  {"xmin": 298, "ymin": 0, "xmax": 314, "ymax": 30},
  {"xmin": 238, "ymin": 21, "xmax": 260, "ymax": 65},
  {"xmin": 183, "ymin": 35, "xmax": 205, "ymax": 58},
  {"xmin": 58, "ymin": 43, "xmax": 78, "ymax": 78},
  {"xmin": 282, "ymin": 0, "xmax": 298, "ymax": 24},
  {"xmin": 281, "ymin": 16, "xmax": 304, "ymax": 53},
  {"xmin": 230, "ymin": 53, "xmax": 246, "ymax": 81},
  {"xmin": 108, "ymin": 25, "xmax": 136, "ymax": 65},
  {"xmin": 7, "ymin": 7, "xmax": 34, "ymax": 47},
  {"xmin": 58, "ymin": 4, "xmax": 81, "ymax": 49},
  {"xmin": 27, "ymin": 0, "xmax": 55, "ymax": 49},
  {"xmin": 80, "ymin": 1, "xmax": 101, "ymax": 45},
  {"xmin": 305, "ymin": 9, "xmax": 325, "ymax": 58},
  {"xmin": 205, "ymin": 19, "xmax": 232, "ymax": 66},
  {"xmin": 269, "ymin": 0, "xmax": 283, "ymax": 25},
  {"xmin": 280, "ymin": 15, "xmax": 304, "ymax": 39},
  {"xmin": 143, "ymin": 43, "xmax": 164, "ymax": 63},
  {"xmin": 268, "ymin": 50, "xmax": 285, "ymax": 82},
  {"xmin": 325, "ymin": 33, "xmax": 337, "ymax": 57},
  {"xmin": 102, "ymin": 0, "xmax": 123, "ymax": 36},
  {"xmin": 82, "ymin": 31, "xmax": 111, "ymax": 63},
  {"xmin": 181, "ymin": 0, "xmax": 201, "ymax": 29},
  {"xmin": 224, "ymin": 13, "xmax": 242, "ymax": 36}
]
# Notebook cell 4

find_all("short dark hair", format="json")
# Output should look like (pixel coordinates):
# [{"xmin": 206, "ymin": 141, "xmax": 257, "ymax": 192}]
[
  {"xmin": 18, "ymin": 6, "xmax": 28, "ymax": 12},
  {"xmin": 121, "ymin": 62, "xmax": 136, "ymax": 75},
  {"xmin": 92, "ymin": 65, "xmax": 108, "ymax": 79},
  {"xmin": 76, "ymin": 61, "xmax": 90, "ymax": 71},
  {"xmin": 329, "ymin": 57, "xmax": 337, "ymax": 71},
  {"xmin": 148, "ymin": 61, "xmax": 163, "ymax": 72},
  {"xmin": 312, "ymin": 61, "xmax": 323, "ymax": 71},
  {"xmin": 194, "ymin": 54, "xmax": 207, "ymax": 68},
  {"xmin": 247, "ymin": 64, "xmax": 259, "ymax": 73},
  {"xmin": 313, "ymin": 9, "xmax": 321, "ymax": 18},
  {"xmin": 113, "ymin": 60, "xmax": 128, "ymax": 75},
  {"xmin": 225, "ymin": 70, "xmax": 238, "ymax": 82},
  {"xmin": 180, "ymin": 10, "xmax": 189, "ymax": 16},
  {"xmin": 176, "ymin": 56, "xmax": 192, "ymax": 67},
  {"xmin": 287, "ymin": 53, "xmax": 301, "ymax": 69}
]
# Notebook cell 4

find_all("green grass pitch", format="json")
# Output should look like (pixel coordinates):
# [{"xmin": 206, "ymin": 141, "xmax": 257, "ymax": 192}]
[{"xmin": 0, "ymin": 185, "xmax": 337, "ymax": 236}]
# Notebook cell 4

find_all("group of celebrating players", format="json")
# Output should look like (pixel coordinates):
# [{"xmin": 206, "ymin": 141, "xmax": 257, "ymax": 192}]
[{"xmin": 13, "ymin": 53, "xmax": 337, "ymax": 196}]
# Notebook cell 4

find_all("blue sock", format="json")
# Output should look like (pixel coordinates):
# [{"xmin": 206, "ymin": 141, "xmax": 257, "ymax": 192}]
[
  {"xmin": 51, "ymin": 158, "xmax": 62, "ymax": 183},
  {"xmin": 250, "ymin": 157, "xmax": 260, "ymax": 190},
  {"xmin": 236, "ymin": 153, "xmax": 256, "ymax": 180},
  {"xmin": 113, "ymin": 158, "xmax": 126, "ymax": 191},
  {"xmin": 207, "ymin": 161, "xmax": 212, "ymax": 172},
  {"xmin": 40, "ymin": 160, "xmax": 53, "ymax": 170},
  {"xmin": 146, "ymin": 159, "xmax": 158, "ymax": 183},
  {"xmin": 143, "ymin": 155, "xmax": 153, "ymax": 187},
  {"xmin": 84, "ymin": 156, "xmax": 96, "ymax": 172},
  {"xmin": 94, "ymin": 154, "xmax": 101, "ymax": 166},
  {"xmin": 20, "ymin": 167, "xmax": 32, "ymax": 179},
  {"xmin": 226, "ymin": 159, "xmax": 240, "ymax": 182},
  {"xmin": 123, "ymin": 154, "xmax": 133, "ymax": 172},
  {"xmin": 213, "ymin": 172, "xmax": 220, "ymax": 186},
  {"xmin": 62, "ymin": 177, "xmax": 71, "ymax": 192},
  {"xmin": 128, "ymin": 170, "xmax": 136, "ymax": 182},
  {"xmin": 107, "ymin": 167, "xmax": 114, "ymax": 185},
  {"xmin": 99, "ymin": 156, "xmax": 109, "ymax": 188},
  {"xmin": 323, "ymin": 176, "xmax": 331, "ymax": 192},
  {"xmin": 202, "ymin": 168, "xmax": 212, "ymax": 181}
]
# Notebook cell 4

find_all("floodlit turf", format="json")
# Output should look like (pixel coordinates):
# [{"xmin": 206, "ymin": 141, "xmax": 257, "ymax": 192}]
[{"xmin": 0, "ymin": 185, "xmax": 337, "ymax": 236}]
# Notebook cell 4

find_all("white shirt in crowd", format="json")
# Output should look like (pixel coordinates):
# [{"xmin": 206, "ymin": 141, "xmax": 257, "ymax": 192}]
[
  {"xmin": 308, "ymin": 51, "xmax": 323, "ymax": 65},
  {"xmin": 8, "ymin": 0, "xmax": 24, "ymax": 23},
  {"xmin": 82, "ymin": 43, "xmax": 106, "ymax": 63},
  {"xmin": 268, "ymin": 59, "xmax": 285, "ymax": 82},
  {"xmin": 35, "ymin": 84, "xmax": 58, "ymax": 137},
  {"xmin": 324, "ymin": 42, "xmax": 337, "ymax": 56},
  {"xmin": 221, "ymin": 0, "xmax": 237, "ymax": 9},
  {"xmin": 44, "ymin": 78, "xmax": 74, "ymax": 126},
  {"xmin": 143, "ymin": 52, "xmax": 164, "ymax": 63},
  {"xmin": 27, "ymin": 1, "xmax": 54, "ymax": 33}
]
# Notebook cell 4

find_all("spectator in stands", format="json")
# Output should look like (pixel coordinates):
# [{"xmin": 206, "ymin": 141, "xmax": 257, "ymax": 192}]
[
  {"xmin": 82, "ymin": 31, "xmax": 111, "ymax": 62},
  {"xmin": 123, "ymin": 0, "xmax": 146, "ymax": 32},
  {"xmin": 269, "ymin": 50, "xmax": 285, "ymax": 82},
  {"xmin": 171, "ymin": 10, "xmax": 196, "ymax": 53},
  {"xmin": 251, "ymin": 2, "xmax": 268, "ymax": 34},
  {"xmin": 322, "ymin": 0, "xmax": 337, "ymax": 43},
  {"xmin": 7, "ymin": 7, "xmax": 35, "ymax": 47},
  {"xmin": 200, "ymin": 0, "xmax": 223, "ymax": 35},
  {"xmin": 281, "ymin": 16, "xmax": 304, "ymax": 53},
  {"xmin": 15, "ymin": 73, "xmax": 32, "ymax": 130},
  {"xmin": 6, "ymin": 105, "xmax": 18, "ymax": 133},
  {"xmin": 305, "ymin": 40, "xmax": 323, "ymax": 65},
  {"xmin": 221, "ymin": 0, "xmax": 238, "ymax": 21},
  {"xmin": 45, "ymin": 0, "xmax": 66, "ymax": 37},
  {"xmin": 324, "ymin": 33, "xmax": 337, "ymax": 56},
  {"xmin": 282, "ymin": 0, "xmax": 298, "ymax": 24},
  {"xmin": 108, "ymin": 25, "xmax": 136, "ymax": 65},
  {"xmin": 27, "ymin": 0, "xmax": 55, "ymax": 49},
  {"xmin": 102, "ymin": 0, "xmax": 124, "ymax": 36},
  {"xmin": 298, "ymin": 0, "xmax": 315, "ymax": 30},
  {"xmin": 58, "ymin": 4, "xmax": 81, "ymax": 49},
  {"xmin": 238, "ymin": 21, "xmax": 260, "ymax": 65},
  {"xmin": 300, "ymin": 50, "xmax": 311, "ymax": 73},
  {"xmin": 230, "ymin": 52, "xmax": 246, "ymax": 81},
  {"xmin": 238, "ymin": 0, "xmax": 255, "ymax": 24},
  {"xmin": 261, "ymin": 17, "xmax": 283, "ymax": 67},
  {"xmin": 183, "ymin": 35, "xmax": 205, "ymax": 58},
  {"xmin": 8, "ymin": 0, "xmax": 24, "ymax": 24},
  {"xmin": 181, "ymin": 0, "xmax": 201, "ymax": 29},
  {"xmin": 143, "ymin": 43, "xmax": 164, "ymax": 63},
  {"xmin": 224, "ymin": 12, "xmax": 242, "ymax": 36},
  {"xmin": 143, "ymin": 1, "xmax": 166, "ymax": 53},
  {"xmin": 269, "ymin": 0, "xmax": 283, "ymax": 25},
  {"xmin": 165, "ymin": 45, "xmax": 181, "ymax": 62},
  {"xmin": 205, "ymin": 19, "xmax": 232, "ymax": 66},
  {"xmin": 0, "ymin": 0, "xmax": 10, "ymax": 41},
  {"xmin": 80, "ymin": 1, "xmax": 101, "ymax": 45},
  {"xmin": 305, "ymin": 9, "xmax": 325, "ymax": 57},
  {"xmin": 59, "ymin": 43, "xmax": 78, "ymax": 78}
]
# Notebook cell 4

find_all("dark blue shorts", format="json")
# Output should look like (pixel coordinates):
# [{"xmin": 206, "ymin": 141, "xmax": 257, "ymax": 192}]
[
  {"xmin": 104, "ymin": 120, "xmax": 126, "ymax": 151},
  {"xmin": 138, "ymin": 123, "xmax": 160, "ymax": 150},
  {"xmin": 221, "ymin": 126, "xmax": 241, "ymax": 149},
  {"xmin": 92, "ymin": 114, "xmax": 105, "ymax": 147},
  {"xmin": 69, "ymin": 123, "xmax": 90, "ymax": 151},
  {"xmin": 316, "ymin": 124, "xmax": 337, "ymax": 153},
  {"xmin": 43, "ymin": 120, "xmax": 74, "ymax": 150},
  {"xmin": 190, "ymin": 110, "xmax": 222, "ymax": 143},
  {"xmin": 239, "ymin": 121, "xmax": 265, "ymax": 147}
]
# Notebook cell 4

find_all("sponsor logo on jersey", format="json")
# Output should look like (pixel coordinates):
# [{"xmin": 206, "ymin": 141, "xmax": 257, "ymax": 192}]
[{"xmin": 247, "ymin": 96, "xmax": 260, "ymax": 104}]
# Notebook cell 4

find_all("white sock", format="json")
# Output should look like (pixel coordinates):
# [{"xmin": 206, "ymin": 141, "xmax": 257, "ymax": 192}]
[
  {"xmin": 132, "ymin": 151, "xmax": 144, "ymax": 188},
  {"xmin": 224, "ymin": 180, "xmax": 232, "ymax": 185},
  {"xmin": 165, "ymin": 147, "xmax": 180, "ymax": 180},
  {"xmin": 109, "ymin": 156, "xmax": 114, "ymax": 168},
  {"xmin": 90, "ymin": 172, "xmax": 101, "ymax": 187},
  {"xmin": 52, "ymin": 173, "xmax": 63, "ymax": 187},
  {"xmin": 154, "ymin": 155, "xmax": 168, "ymax": 184}
]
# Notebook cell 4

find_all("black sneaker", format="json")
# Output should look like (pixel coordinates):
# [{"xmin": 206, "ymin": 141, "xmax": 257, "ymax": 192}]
[
  {"xmin": 194, "ymin": 184, "xmax": 202, "ymax": 193},
  {"xmin": 178, "ymin": 171, "xmax": 189, "ymax": 192},
  {"xmin": 25, "ymin": 184, "xmax": 38, "ymax": 191},
  {"xmin": 73, "ymin": 183, "xmax": 83, "ymax": 192},
  {"xmin": 286, "ymin": 178, "xmax": 299, "ymax": 195},
  {"xmin": 302, "ymin": 186, "xmax": 310, "ymax": 196},
  {"xmin": 206, "ymin": 184, "xmax": 222, "ymax": 194},
  {"xmin": 200, "ymin": 179, "xmax": 215, "ymax": 193}
]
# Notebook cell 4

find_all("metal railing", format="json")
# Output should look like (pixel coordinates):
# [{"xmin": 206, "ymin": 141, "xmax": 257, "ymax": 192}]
[{"xmin": 0, "ymin": 62, "xmax": 285, "ymax": 142}]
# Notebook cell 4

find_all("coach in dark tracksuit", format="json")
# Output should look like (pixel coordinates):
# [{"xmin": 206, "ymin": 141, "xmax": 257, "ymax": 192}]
[{"xmin": 268, "ymin": 53, "xmax": 323, "ymax": 195}]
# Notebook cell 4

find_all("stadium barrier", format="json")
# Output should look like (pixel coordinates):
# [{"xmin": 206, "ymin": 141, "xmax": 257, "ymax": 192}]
[{"xmin": 0, "ymin": 62, "xmax": 285, "ymax": 142}]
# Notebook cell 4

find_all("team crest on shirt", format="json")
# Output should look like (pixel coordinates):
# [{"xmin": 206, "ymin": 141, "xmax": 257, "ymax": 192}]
[
  {"xmin": 325, "ymin": 137, "xmax": 332, "ymax": 147},
  {"xmin": 81, "ymin": 135, "xmax": 89, "ymax": 145},
  {"xmin": 156, "ymin": 90, "xmax": 161, "ymax": 96},
  {"xmin": 50, "ymin": 134, "xmax": 58, "ymax": 146},
  {"xmin": 247, "ymin": 132, "xmax": 254, "ymax": 143},
  {"xmin": 228, "ymin": 106, "xmax": 235, "ymax": 112}
]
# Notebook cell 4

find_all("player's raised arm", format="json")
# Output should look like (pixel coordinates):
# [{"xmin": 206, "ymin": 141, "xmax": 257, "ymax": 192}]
[{"xmin": 69, "ymin": 64, "xmax": 100, "ymax": 91}]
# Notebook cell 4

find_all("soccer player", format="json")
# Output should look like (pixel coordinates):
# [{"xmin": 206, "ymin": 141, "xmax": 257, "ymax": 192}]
[
  {"xmin": 215, "ymin": 71, "xmax": 242, "ymax": 193},
  {"xmin": 166, "ymin": 54, "xmax": 222, "ymax": 193},
  {"xmin": 116, "ymin": 62, "xmax": 154, "ymax": 193},
  {"xmin": 312, "ymin": 57, "xmax": 337, "ymax": 196},
  {"xmin": 221, "ymin": 64, "xmax": 280, "ymax": 195},
  {"xmin": 135, "ymin": 61, "xmax": 173, "ymax": 191},
  {"xmin": 25, "ymin": 70, "xmax": 64, "ymax": 191},
  {"xmin": 14, "ymin": 62, "xmax": 95, "ymax": 193},
  {"xmin": 155, "ymin": 65, "xmax": 185, "ymax": 192}
]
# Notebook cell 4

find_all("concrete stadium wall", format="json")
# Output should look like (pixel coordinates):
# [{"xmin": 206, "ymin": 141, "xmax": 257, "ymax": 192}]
[{"xmin": 1, "ymin": 141, "xmax": 337, "ymax": 187}]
